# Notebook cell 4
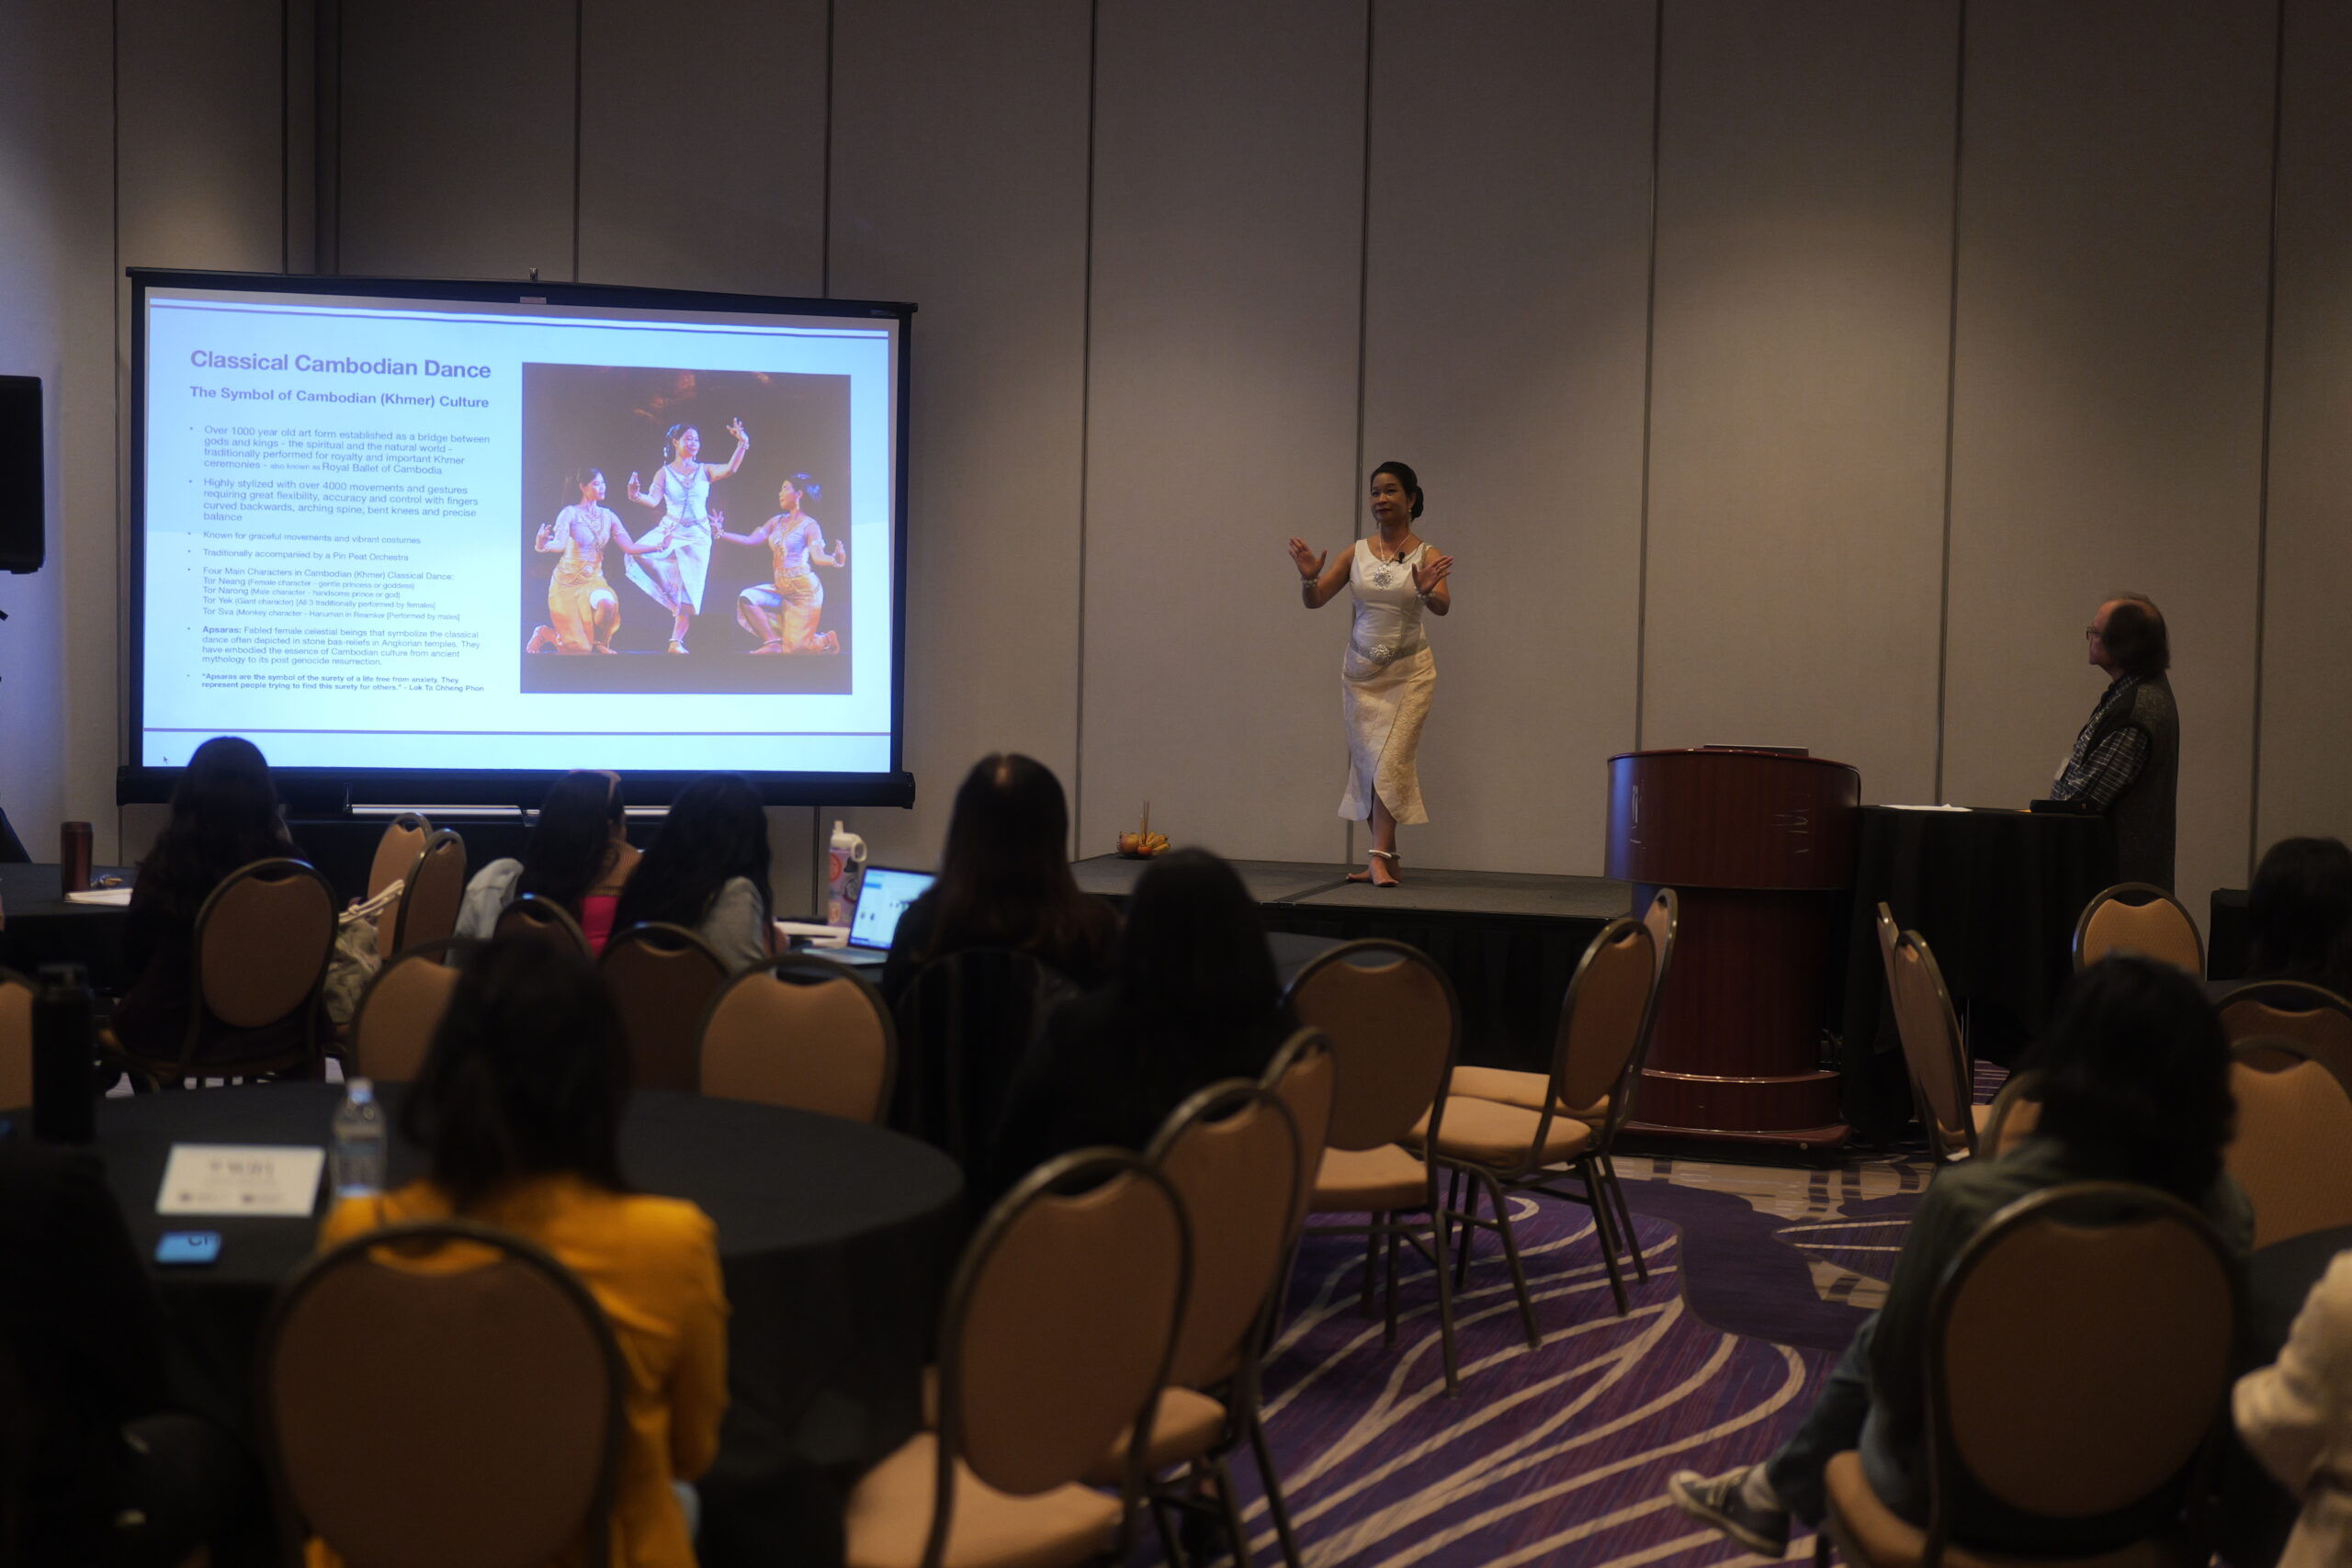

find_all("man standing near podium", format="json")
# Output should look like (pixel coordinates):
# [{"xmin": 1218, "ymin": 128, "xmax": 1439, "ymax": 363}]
[{"xmin": 2049, "ymin": 593, "xmax": 2178, "ymax": 889}]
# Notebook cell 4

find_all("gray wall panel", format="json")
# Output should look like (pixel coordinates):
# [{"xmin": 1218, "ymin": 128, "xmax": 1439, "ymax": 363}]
[
  {"xmin": 1942, "ymin": 2, "xmax": 2275, "ymax": 920},
  {"xmin": 1358, "ymin": 0, "xmax": 1654, "ymax": 876},
  {"xmin": 117, "ymin": 0, "xmax": 286, "ymax": 271},
  {"xmin": 1641, "ymin": 0, "xmax": 1960, "ymax": 805},
  {"xmin": 1080, "ymin": 0, "xmax": 1368, "ymax": 862},
  {"xmin": 339, "ymin": 0, "xmax": 575, "ymax": 278},
  {"xmin": 2256, "ymin": 0, "xmax": 2352, "ymax": 855},
  {"xmin": 826, "ymin": 0, "xmax": 1092, "ymax": 866},
  {"xmin": 579, "ymin": 0, "xmax": 826, "ymax": 295}
]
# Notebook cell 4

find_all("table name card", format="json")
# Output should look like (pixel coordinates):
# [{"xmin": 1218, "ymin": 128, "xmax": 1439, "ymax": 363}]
[{"xmin": 157, "ymin": 1144, "xmax": 325, "ymax": 1217}]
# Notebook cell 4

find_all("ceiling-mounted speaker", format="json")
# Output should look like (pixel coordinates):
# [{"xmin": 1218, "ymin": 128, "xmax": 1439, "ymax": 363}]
[{"xmin": 0, "ymin": 376, "xmax": 42, "ymax": 574}]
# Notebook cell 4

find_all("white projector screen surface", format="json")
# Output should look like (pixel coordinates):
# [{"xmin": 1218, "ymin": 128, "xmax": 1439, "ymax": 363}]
[{"xmin": 136, "ymin": 282, "xmax": 901, "ymax": 780}]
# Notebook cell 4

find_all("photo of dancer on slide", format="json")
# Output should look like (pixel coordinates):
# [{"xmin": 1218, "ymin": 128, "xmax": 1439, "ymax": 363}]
[{"xmin": 520, "ymin": 363, "xmax": 852, "ymax": 696}]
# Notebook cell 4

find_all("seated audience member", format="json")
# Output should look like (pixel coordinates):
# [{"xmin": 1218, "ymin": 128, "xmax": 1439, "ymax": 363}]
[
  {"xmin": 314, "ymin": 938, "xmax": 727, "ymax": 1568},
  {"xmin": 984, "ymin": 849, "xmax": 1295, "ymax": 1201},
  {"xmin": 2235, "ymin": 1253, "xmax": 2352, "ymax": 1568},
  {"xmin": 456, "ymin": 769, "xmax": 639, "ymax": 953},
  {"xmin": 881, "ymin": 752, "xmax": 1118, "ymax": 1001},
  {"xmin": 609, "ymin": 773, "xmax": 774, "ymax": 971},
  {"xmin": 1670, "ymin": 955, "xmax": 2248, "ymax": 1560},
  {"xmin": 0, "ymin": 1141, "xmax": 260, "ymax": 1567},
  {"xmin": 2246, "ymin": 835, "xmax": 2352, "ymax": 998},
  {"xmin": 112, "ymin": 734, "xmax": 307, "ymax": 1062}
]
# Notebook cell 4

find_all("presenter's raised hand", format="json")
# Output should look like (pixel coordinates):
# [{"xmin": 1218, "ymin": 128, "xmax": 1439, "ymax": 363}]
[
  {"xmin": 1413, "ymin": 552, "xmax": 1454, "ymax": 595},
  {"xmin": 1286, "ymin": 537, "xmax": 1328, "ymax": 581}
]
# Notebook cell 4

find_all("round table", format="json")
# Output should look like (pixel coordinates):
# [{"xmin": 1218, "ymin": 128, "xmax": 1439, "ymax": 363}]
[
  {"xmin": 85, "ymin": 1082, "xmax": 965, "ymax": 1566},
  {"xmin": 0, "ymin": 863, "xmax": 137, "ymax": 993}
]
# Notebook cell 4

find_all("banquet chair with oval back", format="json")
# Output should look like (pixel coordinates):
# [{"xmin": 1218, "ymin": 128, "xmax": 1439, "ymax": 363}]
[
  {"xmin": 1283, "ymin": 939, "xmax": 1469, "ymax": 1393},
  {"xmin": 0, "ymin": 969, "xmax": 29, "ymax": 1113},
  {"xmin": 348, "ymin": 937, "xmax": 479, "ymax": 1085},
  {"xmin": 2073, "ymin": 883, "xmax": 2204, "ymax": 976},
  {"xmin": 2222, "ymin": 1049, "xmax": 2352, "ymax": 1250},
  {"xmin": 365, "ymin": 811, "xmax": 432, "ymax": 902},
  {"xmin": 843, "ymin": 1148, "xmax": 1189, "ymax": 1568},
  {"xmin": 1887, "ymin": 928, "xmax": 1980, "ymax": 1165},
  {"xmin": 2217, "ymin": 979, "xmax": 2352, "ymax": 1098},
  {"xmin": 1077, "ymin": 1082, "xmax": 1303, "ymax": 1568},
  {"xmin": 598, "ymin": 922, "xmax": 729, "ymax": 1093},
  {"xmin": 386, "ymin": 829, "xmax": 468, "ymax": 956},
  {"xmin": 892, "ymin": 948, "xmax": 1075, "ymax": 1171},
  {"xmin": 1250, "ymin": 1028, "xmax": 1334, "ymax": 1568},
  {"xmin": 1416, "ymin": 918, "xmax": 1656, "ymax": 1322},
  {"xmin": 1815, "ymin": 1181, "xmax": 2241, "ymax": 1568},
  {"xmin": 1975, "ymin": 1067, "xmax": 2045, "ymax": 1160},
  {"xmin": 699, "ymin": 954, "xmax": 898, "ymax": 1122},
  {"xmin": 493, "ymin": 891, "xmax": 592, "ymax": 959},
  {"xmin": 262, "ymin": 1220, "xmax": 626, "ymax": 1568}
]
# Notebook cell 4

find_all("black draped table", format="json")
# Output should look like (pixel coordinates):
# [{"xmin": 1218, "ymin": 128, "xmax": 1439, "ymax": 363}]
[
  {"xmin": 71, "ymin": 1082, "xmax": 964, "ymax": 1566},
  {"xmin": 1838, "ymin": 807, "xmax": 2116, "ymax": 1140},
  {"xmin": 0, "ymin": 863, "xmax": 137, "ymax": 993}
]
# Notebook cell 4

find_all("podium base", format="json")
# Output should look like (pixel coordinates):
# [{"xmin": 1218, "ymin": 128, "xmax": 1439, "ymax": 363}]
[
  {"xmin": 1629, "ymin": 1065, "xmax": 1845, "ymax": 1139},
  {"xmin": 1621, "ymin": 1119, "xmax": 1852, "ymax": 1157}
]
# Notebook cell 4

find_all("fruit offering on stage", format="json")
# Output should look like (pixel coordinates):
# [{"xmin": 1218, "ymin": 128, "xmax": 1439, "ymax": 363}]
[{"xmin": 1116, "ymin": 801, "xmax": 1171, "ymax": 859}]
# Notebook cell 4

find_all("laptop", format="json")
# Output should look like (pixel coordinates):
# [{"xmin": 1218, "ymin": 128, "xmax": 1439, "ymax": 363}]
[{"xmin": 831, "ymin": 866, "xmax": 936, "ymax": 967}]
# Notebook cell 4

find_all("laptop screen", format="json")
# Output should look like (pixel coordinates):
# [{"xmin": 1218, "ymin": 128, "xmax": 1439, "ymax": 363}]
[{"xmin": 847, "ymin": 866, "xmax": 935, "ymax": 951}]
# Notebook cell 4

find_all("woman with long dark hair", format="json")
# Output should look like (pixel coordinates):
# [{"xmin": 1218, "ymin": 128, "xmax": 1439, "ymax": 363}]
[
  {"xmin": 609, "ymin": 773, "xmax": 774, "ymax": 970},
  {"xmin": 112, "ymin": 735, "xmax": 302, "ymax": 1060},
  {"xmin": 879, "ymin": 753, "xmax": 1118, "ymax": 1001},
  {"xmin": 622, "ymin": 419, "xmax": 751, "ymax": 654},
  {"xmin": 983, "ymin": 848, "xmax": 1293, "ymax": 1200},
  {"xmin": 455, "ymin": 770, "xmax": 639, "ymax": 953},
  {"xmin": 314, "ymin": 937, "xmax": 726, "ymax": 1568},
  {"xmin": 1671, "ymin": 956, "xmax": 2248, "ymax": 1561}
]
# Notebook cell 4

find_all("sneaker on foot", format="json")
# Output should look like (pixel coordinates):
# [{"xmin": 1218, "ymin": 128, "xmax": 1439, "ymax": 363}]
[{"xmin": 1668, "ymin": 1467, "xmax": 1790, "ymax": 1559}]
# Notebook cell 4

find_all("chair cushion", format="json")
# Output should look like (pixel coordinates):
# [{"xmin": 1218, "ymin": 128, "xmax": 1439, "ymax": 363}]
[
  {"xmin": 1822, "ymin": 1450, "xmax": 2190, "ymax": 1568},
  {"xmin": 1446, "ymin": 1066, "xmax": 1608, "ymax": 1122},
  {"xmin": 1409, "ymin": 1097, "xmax": 1594, "ymax": 1171},
  {"xmin": 1081, "ymin": 1386, "xmax": 1228, "ymax": 1484},
  {"xmin": 845, "ymin": 1431, "xmax": 1122, "ymax": 1568},
  {"xmin": 1971, "ymin": 1102, "xmax": 1995, "ymax": 1136},
  {"xmin": 1311, "ymin": 1144, "xmax": 1431, "ymax": 1212}
]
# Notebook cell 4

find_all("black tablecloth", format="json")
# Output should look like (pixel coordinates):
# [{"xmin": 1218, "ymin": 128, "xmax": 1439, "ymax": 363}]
[
  {"xmin": 66, "ymin": 1083, "xmax": 964, "ymax": 1566},
  {"xmin": 1838, "ymin": 807, "xmax": 2116, "ymax": 1138},
  {"xmin": 0, "ymin": 863, "xmax": 136, "ymax": 993}
]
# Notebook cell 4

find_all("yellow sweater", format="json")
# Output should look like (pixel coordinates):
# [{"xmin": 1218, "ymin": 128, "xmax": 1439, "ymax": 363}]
[{"xmin": 308, "ymin": 1175, "xmax": 729, "ymax": 1568}]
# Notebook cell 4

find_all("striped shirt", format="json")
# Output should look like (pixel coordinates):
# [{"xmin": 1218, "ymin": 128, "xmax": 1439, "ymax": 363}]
[{"xmin": 2051, "ymin": 676, "xmax": 2151, "ymax": 810}]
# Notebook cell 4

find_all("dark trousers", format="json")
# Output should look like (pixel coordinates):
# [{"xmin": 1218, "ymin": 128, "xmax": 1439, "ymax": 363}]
[
  {"xmin": 112, "ymin": 1413, "xmax": 259, "ymax": 1568},
  {"xmin": 1761, "ymin": 1316, "xmax": 1921, "ymax": 1529}
]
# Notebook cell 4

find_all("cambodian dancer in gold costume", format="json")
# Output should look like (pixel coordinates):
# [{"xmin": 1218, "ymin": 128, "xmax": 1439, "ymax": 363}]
[
  {"xmin": 718, "ymin": 472, "xmax": 846, "ymax": 654},
  {"xmin": 526, "ymin": 468, "xmax": 661, "ymax": 654}
]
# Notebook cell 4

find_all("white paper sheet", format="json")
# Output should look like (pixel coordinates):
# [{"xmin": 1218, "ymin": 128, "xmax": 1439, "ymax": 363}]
[
  {"xmin": 156, "ymin": 1144, "xmax": 325, "ymax": 1217},
  {"xmin": 64, "ymin": 886, "xmax": 134, "ymax": 906}
]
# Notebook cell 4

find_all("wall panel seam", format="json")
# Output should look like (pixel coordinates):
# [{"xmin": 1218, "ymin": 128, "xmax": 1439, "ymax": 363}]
[
  {"xmin": 1931, "ymin": 0, "xmax": 1970, "ymax": 806},
  {"xmin": 1072, "ymin": 0, "xmax": 1099, "ymax": 852},
  {"xmin": 821, "ymin": 0, "xmax": 835, "ymax": 297},
  {"xmin": 571, "ymin": 0, "xmax": 582, "ymax": 282},
  {"xmin": 1632, "ymin": 0, "xmax": 1663, "ymax": 750},
  {"xmin": 1345, "ymin": 0, "xmax": 1374, "ymax": 868},
  {"xmin": 2247, "ymin": 0, "xmax": 2287, "ymax": 875}
]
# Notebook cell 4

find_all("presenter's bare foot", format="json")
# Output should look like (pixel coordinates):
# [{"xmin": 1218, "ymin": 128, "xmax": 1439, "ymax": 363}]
[{"xmin": 1346, "ymin": 851, "xmax": 1401, "ymax": 887}]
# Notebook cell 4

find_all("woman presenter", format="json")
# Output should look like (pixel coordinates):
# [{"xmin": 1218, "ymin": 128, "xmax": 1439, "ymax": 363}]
[
  {"xmin": 717, "ymin": 472, "xmax": 846, "ymax": 653},
  {"xmin": 526, "ymin": 468, "xmax": 658, "ymax": 654},
  {"xmin": 1287, "ymin": 461, "xmax": 1453, "ymax": 887},
  {"xmin": 624, "ymin": 418, "xmax": 750, "ymax": 653}
]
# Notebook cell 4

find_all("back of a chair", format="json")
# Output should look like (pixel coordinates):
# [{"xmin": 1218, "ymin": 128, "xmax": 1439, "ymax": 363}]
[
  {"xmin": 1978, "ymin": 1068, "xmax": 2043, "ymax": 1159},
  {"xmin": 264, "ymin": 1221, "xmax": 625, "ymax": 1568},
  {"xmin": 1888, "ymin": 929, "xmax": 1974, "ymax": 1162},
  {"xmin": 494, "ymin": 893, "xmax": 591, "ymax": 958},
  {"xmin": 191, "ymin": 859, "xmax": 337, "ymax": 1060},
  {"xmin": 1550, "ymin": 919, "xmax": 1655, "ymax": 1152},
  {"xmin": 1148, "ymin": 1083, "xmax": 1301, "ymax": 1391},
  {"xmin": 1261, "ymin": 1028, "xmax": 1337, "ymax": 1232},
  {"xmin": 2219, "ymin": 980, "xmax": 2352, "ymax": 1097},
  {"xmin": 2074, "ymin": 882, "xmax": 2203, "ymax": 975},
  {"xmin": 0, "ymin": 970, "xmax": 29, "ymax": 1111},
  {"xmin": 700, "ymin": 955, "xmax": 897, "ymax": 1122},
  {"xmin": 350, "ymin": 940, "xmax": 475, "ymax": 1085},
  {"xmin": 2225, "ymin": 1058, "xmax": 2352, "ymax": 1248},
  {"xmin": 1283, "ymin": 940, "xmax": 1458, "ymax": 1153},
  {"xmin": 1873, "ymin": 901, "xmax": 1902, "ymax": 994},
  {"xmin": 599, "ymin": 922, "xmax": 729, "ymax": 1092},
  {"xmin": 390, "ymin": 830, "xmax": 468, "ymax": 954},
  {"xmin": 892, "ymin": 948, "xmax": 1075, "ymax": 1168},
  {"xmin": 1929, "ymin": 1182, "xmax": 2237, "ymax": 1548},
  {"xmin": 938, "ymin": 1150, "xmax": 1186, "ymax": 1560},
  {"xmin": 367, "ymin": 812, "xmax": 431, "ymax": 901}
]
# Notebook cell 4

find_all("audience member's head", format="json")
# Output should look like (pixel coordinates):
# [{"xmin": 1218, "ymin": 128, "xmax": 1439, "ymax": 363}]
[
  {"xmin": 138, "ymin": 735, "xmax": 290, "ymax": 912},
  {"xmin": 2030, "ymin": 954, "xmax": 2233, "ymax": 1203},
  {"xmin": 612, "ymin": 773, "xmax": 772, "ymax": 932},
  {"xmin": 1117, "ymin": 848, "xmax": 1283, "ymax": 1033},
  {"xmin": 927, "ymin": 753, "xmax": 1102, "ymax": 965},
  {"xmin": 516, "ymin": 769, "xmax": 628, "ymax": 912},
  {"xmin": 2089, "ymin": 594, "xmax": 2168, "ymax": 680},
  {"xmin": 2247, "ymin": 835, "xmax": 2352, "ymax": 990},
  {"xmin": 401, "ymin": 936, "xmax": 629, "ymax": 1210}
]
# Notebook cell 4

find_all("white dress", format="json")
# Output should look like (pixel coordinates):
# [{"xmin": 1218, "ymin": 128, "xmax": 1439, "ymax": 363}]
[
  {"xmin": 1337, "ymin": 537, "xmax": 1435, "ymax": 824},
  {"xmin": 626, "ymin": 462, "xmax": 715, "ymax": 615}
]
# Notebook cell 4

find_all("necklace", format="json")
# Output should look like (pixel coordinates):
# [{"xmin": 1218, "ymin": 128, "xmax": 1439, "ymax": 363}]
[{"xmin": 1371, "ymin": 534, "xmax": 1414, "ymax": 587}]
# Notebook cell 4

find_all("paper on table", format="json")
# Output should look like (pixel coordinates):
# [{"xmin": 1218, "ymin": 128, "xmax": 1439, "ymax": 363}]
[
  {"xmin": 157, "ymin": 1144, "xmax": 326, "ymax": 1217},
  {"xmin": 64, "ymin": 886, "xmax": 133, "ymax": 906},
  {"xmin": 1878, "ymin": 804, "xmax": 1972, "ymax": 812}
]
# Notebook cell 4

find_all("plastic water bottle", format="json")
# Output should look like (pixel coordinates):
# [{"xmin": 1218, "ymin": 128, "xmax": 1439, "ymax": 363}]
[{"xmin": 331, "ymin": 1078, "xmax": 387, "ymax": 1198}]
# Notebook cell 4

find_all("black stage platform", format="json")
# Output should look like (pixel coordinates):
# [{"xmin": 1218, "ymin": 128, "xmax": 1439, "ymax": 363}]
[{"xmin": 1072, "ymin": 856, "xmax": 1632, "ymax": 1074}]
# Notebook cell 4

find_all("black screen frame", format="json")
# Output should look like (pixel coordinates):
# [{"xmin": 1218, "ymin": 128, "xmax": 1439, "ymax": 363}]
[{"xmin": 120, "ymin": 268, "xmax": 914, "ymax": 811}]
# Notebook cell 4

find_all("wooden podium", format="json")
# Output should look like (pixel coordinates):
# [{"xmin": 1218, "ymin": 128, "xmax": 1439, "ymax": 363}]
[{"xmin": 1606, "ymin": 748, "xmax": 1860, "ymax": 1151}]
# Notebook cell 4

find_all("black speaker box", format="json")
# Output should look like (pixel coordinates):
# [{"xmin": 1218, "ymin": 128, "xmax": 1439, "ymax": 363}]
[{"xmin": 0, "ymin": 376, "xmax": 42, "ymax": 574}]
